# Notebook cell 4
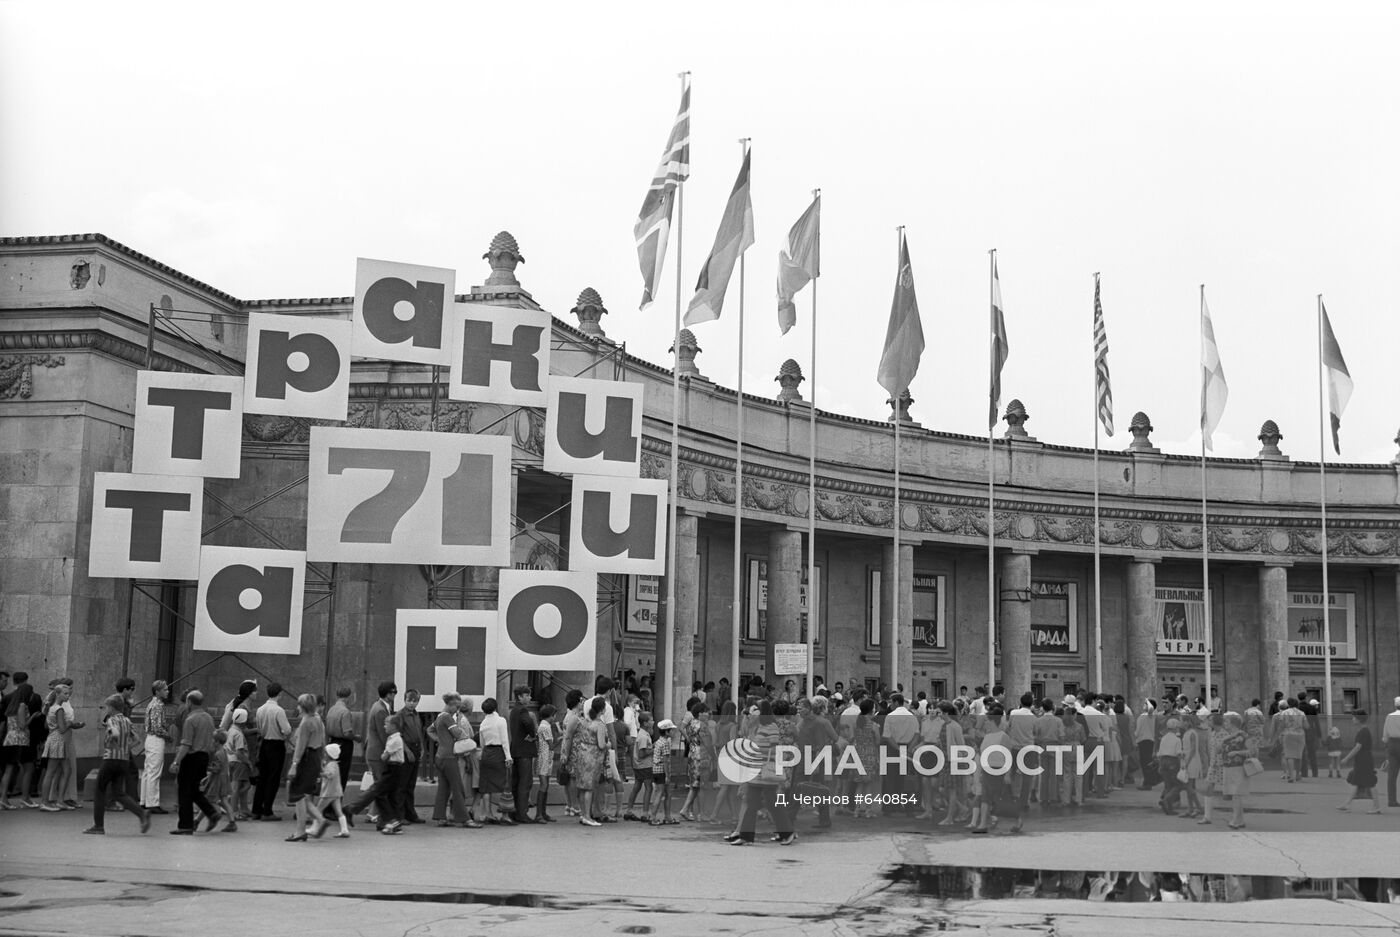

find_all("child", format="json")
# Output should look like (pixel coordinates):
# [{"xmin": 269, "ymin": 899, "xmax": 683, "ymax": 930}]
[
  {"xmin": 316, "ymin": 742, "xmax": 350, "ymax": 838},
  {"xmin": 624, "ymin": 712, "xmax": 654, "ymax": 820},
  {"xmin": 226, "ymin": 709, "xmax": 251, "ymax": 820},
  {"xmin": 534, "ymin": 705, "xmax": 557, "ymax": 823},
  {"xmin": 1326, "ymin": 725, "xmax": 1343, "ymax": 778},
  {"xmin": 378, "ymin": 715, "xmax": 406, "ymax": 834},
  {"xmin": 202, "ymin": 729, "xmax": 236, "ymax": 831},
  {"xmin": 649, "ymin": 719, "xmax": 676, "ymax": 825}
]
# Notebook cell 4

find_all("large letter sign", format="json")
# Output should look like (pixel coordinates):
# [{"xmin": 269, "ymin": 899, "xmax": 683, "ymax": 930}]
[
  {"xmin": 542, "ymin": 376, "xmax": 643, "ymax": 477},
  {"xmin": 568, "ymin": 476, "xmax": 667, "ymax": 574},
  {"xmin": 446, "ymin": 302, "xmax": 551, "ymax": 406},
  {"xmin": 496, "ymin": 570, "xmax": 597, "ymax": 671},
  {"xmin": 193, "ymin": 546, "xmax": 306, "ymax": 654},
  {"xmin": 244, "ymin": 312, "xmax": 352, "ymax": 420},
  {"xmin": 132, "ymin": 372, "xmax": 244, "ymax": 479},
  {"xmin": 88, "ymin": 473, "xmax": 203, "ymax": 579},
  {"xmin": 394, "ymin": 609, "xmax": 497, "ymax": 713},
  {"xmin": 352, "ymin": 258, "xmax": 455, "ymax": 365},
  {"xmin": 306, "ymin": 427, "xmax": 511, "ymax": 565}
]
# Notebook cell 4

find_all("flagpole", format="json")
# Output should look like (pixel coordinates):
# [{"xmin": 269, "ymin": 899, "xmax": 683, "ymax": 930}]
[
  {"xmin": 1092, "ymin": 273, "xmax": 1103, "ymax": 693},
  {"xmin": 663, "ymin": 71, "xmax": 689, "ymax": 721},
  {"xmin": 806, "ymin": 188, "xmax": 820, "ymax": 691},
  {"xmin": 1200, "ymin": 284, "xmax": 1212, "ymax": 709},
  {"xmin": 987, "ymin": 248, "xmax": 997, "ymax": 695},
  {"xmin": 891, "ymin": 226, "xmax": 904, "ymax": 693},
  {"xmin": 730, "ymin": 138, "xmax": 750, "ymax": 705},
  {"xmin": 1317, "ymin": 294, "xmax": 1332, "ymax": 731}
]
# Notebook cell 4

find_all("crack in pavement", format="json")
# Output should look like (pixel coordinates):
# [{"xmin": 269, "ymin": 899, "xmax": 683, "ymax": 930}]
[{"xmin": 1236, "ymin": 832, "xmax": 1309, "ymax": 878}]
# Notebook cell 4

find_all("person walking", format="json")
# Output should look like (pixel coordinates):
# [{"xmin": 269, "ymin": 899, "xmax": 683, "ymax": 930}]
[
  {"xmin": 323, "ymin": 686, "xmax": 357, "ymax": 790},
  {"xmin": 252, "ymin": 683, "xmax": 291, "ymax": 820},
  {"xmin": 168, "ymin": 690, "xmax": 220, "ymax": 834},
  {"xmin": 1156, "ymin": 718, "xmax": 1185, "ymax": 816},
  {"xmin": 345, "ymin": 681, "xmax": 397, "ymax": 826},
  {"xmin": 83, "ymin": 695, "xmax": 150, "ymax": 835},
  {"xmin": 1270, "ymin": 699, "xmax": 1306, "ymax": 783},
  {"xmin": 1338, "ymin": 710, "xmax": 1382, "ymax": 814},
  {"xmin": 284, "ymin": 693, "xmax": 326, "ymax": 842},
  {"xmin": 1382, "ymin": 696, "xmax": 1400, "ymax": 808},
  {"xmin": 140, "ymin": 681, "xmax": 172, "ymax": 814},
  {"xmin": 728, "ymin": 701, "xmax": 795, "ymax": 845}
]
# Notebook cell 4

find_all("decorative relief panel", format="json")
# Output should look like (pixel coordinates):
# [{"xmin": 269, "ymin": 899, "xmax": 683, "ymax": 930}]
[{"xmin": 0, "ymin": 354, "xmax": 65, "ymax": 399}]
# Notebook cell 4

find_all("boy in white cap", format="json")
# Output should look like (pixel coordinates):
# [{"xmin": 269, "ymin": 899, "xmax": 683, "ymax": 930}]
[
  {"xmin": 226, "ymin": 709, "xmax": 251, "ymax": 821},
  {"xmin": 314, "ymin": 742, "xmax": 349, "ymax": 838},
  {"xmin": 650, "ymin": 720, "xmax": 676, "ymax": 825}
]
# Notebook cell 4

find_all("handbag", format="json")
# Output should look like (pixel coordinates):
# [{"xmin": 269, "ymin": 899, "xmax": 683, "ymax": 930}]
[
  {"xmin": 557, "ymin": 765, "xmax": 572, "ymax": 786},
  {"xmin": 1242, "ymin": 757, "xmax": 1263, "ymax": 777},
  {"xmin": 1176, "ymin": 768, "xmax": 1189, "ymax": 784},
  {"xmin": 453, "ymin": 737, "xmax": 476, "ymax": 756}
]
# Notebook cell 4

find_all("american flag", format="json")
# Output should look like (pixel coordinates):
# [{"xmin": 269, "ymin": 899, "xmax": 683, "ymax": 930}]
[
  {"xmin": 1093, "ymin": 274, "xmax": 1113, "ymax": 436},
  {"xmin": 633, "ymin": 80, "xmax": 691, "ymax": 311}
]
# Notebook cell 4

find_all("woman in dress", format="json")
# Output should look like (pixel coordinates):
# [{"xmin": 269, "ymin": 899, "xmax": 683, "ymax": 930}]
[
  {"xmin": 572, "ymin": 696, "xmax": 609, "ymax": 827},
  {"xmin": 1270, "ymin": 699, "xmax": 1306, "ymax": 782},
  {"xmin": 704, "ymin": 700, "xmax": 740, "ymax": 825},
  {"xmin": 1197, "ymin": 711, "xmax": 1226, "ymax": 825},
  {"xmin": 1179, "ymin": 713, "xmax": 1205, "ymax": 819},
  {"xmin": 533, "ymin": 704, "xmax": 557, "ymax": 823},
  {"xmin": 677, "ymin": 702, "xmax": 713, "ymax": 821},
  {"xmin": 1337, "ymin": 710, "xmax": 1381, "ymax": 814},
  {"xmin": 1218, "ymin": 712, "xmax": 1252, "ymax": 828},
  {"xmin": 284, "ymin": 693, "xmax": 326, "ymax": 842},
  {"xmin": 851, "ymin": 699, "xmax": 882, "ymax": 818},
  {"xmin": 559, "ymin": 689, "xmax": 585, "ymax": 817},
  {"xmin": 38, "ymin": 684, "xmax": 78, "ymax": 811},
  {"xmin": 476, "ymin": 698, "xmax": 512, "ymax": 825}
]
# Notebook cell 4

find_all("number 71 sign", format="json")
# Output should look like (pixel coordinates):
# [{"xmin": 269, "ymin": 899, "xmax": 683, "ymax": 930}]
[{"xmin": 307, "ymin": 427, "xmax": 512, "ymax": 565}]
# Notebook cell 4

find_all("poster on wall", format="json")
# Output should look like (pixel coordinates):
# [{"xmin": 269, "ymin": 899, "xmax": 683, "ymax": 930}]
[
  {"xmin": 446, "ymin": 302, "xmax": 552, "ymax": 407},
  {"xmin": 132, "ymin": 371, "xmax": 244, "ymax": 479},
  {"xmin": 193, "ymin": 546, "xmax": 306, "ymax": 655},
  {"xmin": 568, "ymin": 476, "xmax": 668, "ymax": 574},
  {"xmin": 1155, "ymin": 586, "xmax": 1212, "ymax": 655},
  {"xmin": 394, "ymin": 609, "xmax": 497, "ymax": 714},
  {"xmin": 243, "ymin": 312, "xmax": 352, "ymax": 420},
  {"xmin": 626, "ymin": 575, "xmax": 660, "ymax": 634},
  {"xmin": 496, "ymin": 570, "xmax": 598, "ymax": 671},
  {"xmin": 1030, "ymin": 581, "xmax": 1078, "ymax": 653},
  {"xmin": 868, "ymin": 571, "xmax": 946, "ymax": 649},
  {"xmin": 542, "ymin": 376, "xmax": 643, "ymax": 477},
  {"xmin": 351, "ymin": 258, "xmax": 455, "ymax": 365},
  {"xmin": 306, "ymin": 426, "xmax": 511, "ymax": 565},
  {"xmin": 1288, "ymin": 591, "xmax": 1356, "ymax": 658},
  {"xmin": 88, "ymin": 472, "xmax": 203, "ymax": 579},
  {"xmin": 746, "ymin": 558, "xmax": 821, "ymax": 645}
]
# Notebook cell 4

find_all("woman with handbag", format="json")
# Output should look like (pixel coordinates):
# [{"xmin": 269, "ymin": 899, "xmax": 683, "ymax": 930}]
[
  {"xmin": 727, "ymin": 701, "xmax": 795, "ymax": 845},
  {"xmin": 431, "ymin": 693, "xmax": 481, "ymax": 828},
  {"xmin": 1219, "ymin": 712, "xmax": 1253, "ymax": 828}
]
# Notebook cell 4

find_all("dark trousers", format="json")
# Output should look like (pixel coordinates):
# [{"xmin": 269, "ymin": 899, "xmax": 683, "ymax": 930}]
[
  {"xmin": 1016, "ymin": 748, "xmax": 1041, "ymax": 811},
  {"xmin": 511, "ymin": 756, "xmax": 535, "ymax": 821},
  {"xmin": 1157, "ymin": 756, "xmax": 1184, "ymax": 812},
  {"xmin": 176, "ymin": 752, "xmax": 216, "ymax": 830},
  {"xmin": 330, "ymin": 737, "xmax": 354, "ymax": 789},
  {"xmin": 1137, "ymin": 740, "xmax": 1160, "ymax": 788},
  {"xmin": 738, "ymin": 783, "xmax": 791, "ymax": 842},
  {"xmin": 1386, "ymin": 740, "xmax": 1400, "ymax": 806},
  {"xmin": 433, "ymin": 756, "xmax": 472, "ymax": 822},
  {"xmin": 374, "ymin": 761, "xmax": 404, "ymax": 826},
  {"xmin": 350, "ymin": 757, "xmax": 391, "ymax": 820},
  {"xmin": 93, "ymin": 759, "xmax": 144, "ymax": 829},
  {"xmin": 397, "ymin": 756, "xmax": 420, "ymax": 822},
  {"xmin": 253, "ymin": 739, "xmax": 285, "ymax": 816},
  {"xmin": 1302, "ymin": 734, "xmax": 1319, "ymax": 777}
]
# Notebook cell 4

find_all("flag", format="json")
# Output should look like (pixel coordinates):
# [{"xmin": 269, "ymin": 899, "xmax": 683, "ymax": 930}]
[
  {"xmin": 684, "ymin": 148, "xmax": 754, "ymax": 326},
  {"xmin": 776, "ymin": 193, "xmax": 820, "ymax": 334},
  {"xmin": 988, "ymin": 254, "xmax": 1009, "ymax": 429},
  {"xmin": 876, "ymin": 231, "xmax": 924, "ymax": 399},
  {"xmin": 1320, "ymin": 300, "xmax": 1353, "ymax": 454},
  {"xmin": 633, "ymin": 82, "xmax": 691, "ymax": 310},
  {"xmin": 1093, "ymin": 274, "xmax": 1114, "ymax": 436},
  {"xmin": 1200, "ymin": 291, "xmax": 1228, "ymax": 451}
]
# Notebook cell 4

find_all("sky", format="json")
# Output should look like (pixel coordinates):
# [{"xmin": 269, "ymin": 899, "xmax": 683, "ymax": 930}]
[{"xmin": 4, "ymin": 1, "xmax": 1398, "ymax": 464}]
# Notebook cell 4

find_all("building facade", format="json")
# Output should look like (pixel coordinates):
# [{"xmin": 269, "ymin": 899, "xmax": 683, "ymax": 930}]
[{"xmin": 3, "ymin": 232, "xmax": 1399, "ymax": 749}]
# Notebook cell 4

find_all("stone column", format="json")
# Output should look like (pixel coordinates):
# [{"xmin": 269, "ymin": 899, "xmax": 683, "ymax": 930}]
[
  {"xmin": 766, "ymin": 529, "xmax": 803, "ymax": 684},
  {"xmin": 1259, "ymin": 564, "xmax": 1290, "ymax": 703},
  {"xmin": 655, "ymin": 512, "xmax": 699, "ymax": 720},
  {"xmin": 879, "ymin": 543, "xmax": 915, "ymax": 691},
  {"xmin": 998, "ymin": 552, "xmax": 1033, "ymax": 695},
  {"xmin": 1126, "ymin": 559, "xmax": 1158, "ymax": 708}
]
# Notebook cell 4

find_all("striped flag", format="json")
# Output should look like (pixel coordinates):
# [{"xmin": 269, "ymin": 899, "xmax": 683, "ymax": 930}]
[
  {"xmin": 776, "ymin": 193, "xmax": 820, "ymax": 335},
  {"xmin": 684, "ymin": 147, "xmax": 754, "ymax": 326},
  {"xmin": 1320, "ymin": 300, "xmax": 1352, "ymax": 454},
  {"xmin": 1200, "ymin": 290, "xmax": 1228, "ymax": 451},
  {"xmin": 633, "ymin": 81, "xmax": 691, "ymax": 311},
  {"xmin": 876, "ymin": 230, "xmax": 924, "ymax": 399},
  {"xmin": 1093, "ymin": 274, "xmax": 1114, "ymax": 436},
  {"xmin": 988, "ymin": 254, "xmax": 1009, "ymax": 429}
]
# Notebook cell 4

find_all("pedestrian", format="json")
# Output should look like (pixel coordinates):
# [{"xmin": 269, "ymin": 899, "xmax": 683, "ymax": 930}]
[
  {"xmin": 168, "ymin": 689, "xmax": 220, "ymax": 834},
  {"xmin": 1270, "ymin": 699, "xmax": 1306, "ymax": 783},
  {"xmin": 649, "ymin": 718, "xmax": 675, "ymax": 825},
  {"xmin": 252, "ymin": 682, "xmax": 291, "ymax": 821},
  {"xmin": 345, "ymin": 680, "xmax": 397, "ymax": 827},
  {"xmin": 375, "ymin": 714, "xmax": 407, "ymax": 834},
  {"xmin": 559, "ymin": 689, "xmax": 585, "ymax": 817},
  {"xmin": 284, "ymin": 693, "xmax": 326, "ymax": 842},
  {"xmin": 533, "ymin": 703, "xmax": 557, "ymax": 823},
  {"xmin": 677, "ymin": 702, "xmax": 713, "ymax": 821},
  {"xmin": 0, "ymin": 671, "xmax": 41, "ymax": 810},
  {"xmin": 396, "ymin": 689, "xmax": 423, "ymax": 824},
  {"xmin": 1059, "ymin": 706, "xmax": 1086, "ymax": 808},
  {"xmin": 201, "ymin": 729, "xmax": 236, "ymax": 832},
  {"xmin": 140, "ymin": 681, "xmax": 172, "ymax": 814},
  {"xmin": 227, "ymin": 709, "xmax": 252, "ymax": 819},
  {"xmin": 323, "ymin": 686, "xmax": 357, "ymax": 790},
  {"xmin": 1326, "ymin": 725, "xmax": 1344, "ymax": 778},
  {"xmin": 1219, "ymin": 712, "xmax": 1252, "ymax": 829},
  {"xmin": 570, "ymin": 696, "xmax": 608, "ymax": 827},
  {"xmin": 82, "ymin": 694, "xmax": 150, "ymax": 835},
  {"xmin": 797, "ymin": 696, "xmax": 840, "ymax": 829},
  {"xmin": 506, "ymin": 685, "xmax": 537, "ymax": 823},
  {"xmin": 1156, "ymin": 718, "xmax": 1185, "ymax": 816},
  {"xmin": 624, "ymin": 710, "xmax": 653, "ymax": 821},
  {"xmin": 1178, "ymin": 713, "xmax": 1204, "ymax": 819},
  {"xmin": 315, "ymin": 742, "xmax": 350, "ymax": 838},
  {"xmin": 939, "ymin": 701, "xmax": 972, "ymax": 825},
  {"xmin": 728, "ymin": 701, "xmax": 795, "ymax": 845},
  {"xmin": 476, "ymin": 697, "xmax": 512, "ymax": 824},
  {"xmin": 430, "ymin": 692, "xmax": 477, "ymax": 828},
  {"xmin": 851, "ymin": 699, "xmax": 881, "ymax": 817},
  {"xmin": 1338, "ymin": 710, "xmax": 1382, "ymax": 814},
  {"xmin": 39, "ymin": 684, "xmax": 80, "ymax": 811},
  {"xmin": 1198, "ymin": 710, "xmax": 1226, "ymax": 825},
  {"xmin": 1383, "ymin": 696, "xmax": 1400, "ymax": 808}
]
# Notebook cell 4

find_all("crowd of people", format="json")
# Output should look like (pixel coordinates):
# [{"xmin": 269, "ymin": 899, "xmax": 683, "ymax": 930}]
[{"xmin": 2, "ymin": 666, "xmax": 1398, "ymax": 845}]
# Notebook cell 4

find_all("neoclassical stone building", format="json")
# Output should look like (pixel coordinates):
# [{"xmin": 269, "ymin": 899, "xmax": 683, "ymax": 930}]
[{"xmin": 3, "ymin": 232, "xmax": 1399, "ymax": 747}]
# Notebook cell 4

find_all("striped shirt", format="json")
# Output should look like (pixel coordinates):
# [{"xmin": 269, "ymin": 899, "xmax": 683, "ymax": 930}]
[{"xmin": 103, "ymin": 713, "xmax": 134, "ymax": 761}]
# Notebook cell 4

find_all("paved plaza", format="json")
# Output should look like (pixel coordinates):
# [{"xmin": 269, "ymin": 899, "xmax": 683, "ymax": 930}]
[{"xmin": 2, "ymin": 773, "xmax": 1398, "ymax": 936}]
